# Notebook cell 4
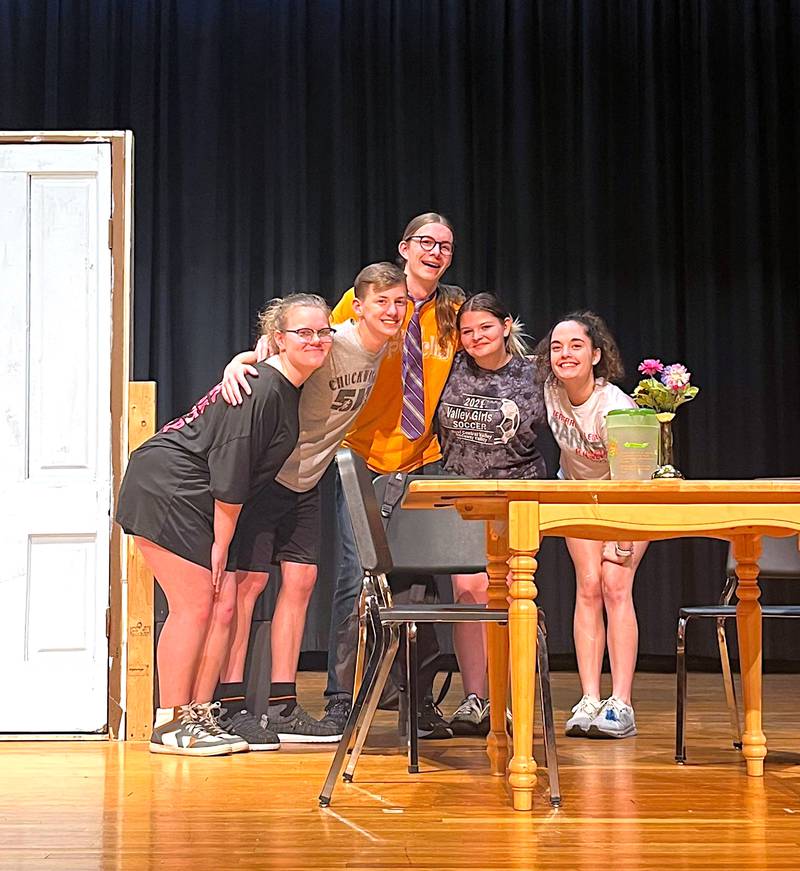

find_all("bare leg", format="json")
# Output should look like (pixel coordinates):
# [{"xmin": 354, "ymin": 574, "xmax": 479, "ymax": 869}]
[
  {"xmin": 451, "ymin": 572, "xmax": 489, "ymax": 697},
  {"xmin": 566, "ymin": 537, "xmax": 605, "ymax": 699},
  {"xmin": 220, "ymin": 571, "xmax": 269, "ymax": 683},
  {"xmin": 601, "ymin": 542, "xmax": 648, "ymax": 704},
  {"xmin": 271, "ymin": 561, "xmax": 318, "ymax": 682},
  {"xmin": 134, "ymin": 537, "xmax": 214, "ymax": 708},
  {"xmin": 192, "ymin": 571, "xmax": 239, "ymax": 702}
]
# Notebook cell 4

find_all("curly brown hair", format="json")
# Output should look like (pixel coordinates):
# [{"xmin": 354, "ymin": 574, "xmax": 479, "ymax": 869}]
[{"xmin": 533, "ymin": 310, "xmax": 625, "ymax": 384}]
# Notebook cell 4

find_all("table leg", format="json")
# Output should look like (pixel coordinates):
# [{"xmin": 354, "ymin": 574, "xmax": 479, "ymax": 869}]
[
  {"xmin": 733, "ymin": 534, "xmax": 766, "ymax": 776},
  {"xmin": 507, "ymin": 501, "xmax": 539, "ymax": 811},
  {"xmin": 485, "ymin": 520, "xmax": 509, "ymax": 776}
]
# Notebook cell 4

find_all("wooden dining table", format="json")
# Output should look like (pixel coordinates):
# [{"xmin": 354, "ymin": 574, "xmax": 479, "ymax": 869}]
[{"xmin": 402, "ymin": 479, "xmax": 800, "ymax": 811}]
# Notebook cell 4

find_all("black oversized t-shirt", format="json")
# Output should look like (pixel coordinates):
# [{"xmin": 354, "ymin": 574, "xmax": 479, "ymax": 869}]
[
  {"xmin": 436, "ymin": 352, "xmax": 546, "ymax": 479},
  {"xmin": 115, "ymin": 363, "xmax": 300, "ymax": 568}
]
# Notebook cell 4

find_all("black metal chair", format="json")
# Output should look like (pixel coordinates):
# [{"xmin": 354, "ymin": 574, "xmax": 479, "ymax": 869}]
[
  {"xmin": 319, "ymin": 448, "xmax": 561, "ymax": 808},
  {"xmin": 675, "ymin": 533, "xmax": 800, "ymax": 762}
]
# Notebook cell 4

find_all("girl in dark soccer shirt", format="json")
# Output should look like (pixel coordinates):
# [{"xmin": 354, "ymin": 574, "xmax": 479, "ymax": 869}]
[
  {"xmin": 116, "ymin": 294, "xmax": 332, "ymax": 756},
  {"xmin": 436, "ymin": 292, "xmax": 547, "ymax": 735}
]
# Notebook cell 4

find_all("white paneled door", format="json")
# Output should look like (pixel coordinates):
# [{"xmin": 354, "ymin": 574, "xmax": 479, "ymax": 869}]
[{"xmin": 0, "ymin": 144, "xmax": 113, "ymax": 732}]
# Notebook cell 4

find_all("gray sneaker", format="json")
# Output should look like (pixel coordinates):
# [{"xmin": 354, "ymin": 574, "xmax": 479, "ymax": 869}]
[
  {"xmin": 217, "ymin": 708, "xmax": 280, "ymax": 751},
  {"xmin": 149, "ymin": 705, "xmax": 232, "ymax": 756},
  {"xmin": 565, "ymin": 695, "xmax": 603, "ymax": 737},
  {"xmin": 262, "ymin": 702, "xmax": 342, "ymax": 744},
  {"xmin": 586, "ymin": 696, "xmax": 637, "ymax": 739},
  {"xmin": 192, "ymin": 701, "xmax": 250, "ymax": 752},
  {"xmin": 450, "ymin": 694, "xmax": 490, "ymax": 736}
]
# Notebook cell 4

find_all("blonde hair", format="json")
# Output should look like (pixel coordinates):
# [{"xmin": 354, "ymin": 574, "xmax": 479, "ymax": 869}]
[
  {"xmin": 256, "ymin": 292, "xmax": 331, "ymax": 354},
  {"xmin": 353, "ymin": 262, "xmax": 407, "ymax": 300},
  {"xmin": 399, "ymin": 212, "xmax": 464, "ymax": 351},
  {"xmin": 456, "ymin": 292, "xmax": 532, "ymax": 358}
]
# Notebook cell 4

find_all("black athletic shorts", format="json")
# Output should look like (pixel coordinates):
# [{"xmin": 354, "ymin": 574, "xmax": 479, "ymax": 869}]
[{"xmin": 229, "ymin": 480, "xmax": 321, "ymax": 571}]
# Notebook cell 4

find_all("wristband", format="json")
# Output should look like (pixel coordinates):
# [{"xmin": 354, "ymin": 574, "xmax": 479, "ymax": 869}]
[{"xmin": 615, "ymin": 544, "xmax": 633, "ymax": 558}]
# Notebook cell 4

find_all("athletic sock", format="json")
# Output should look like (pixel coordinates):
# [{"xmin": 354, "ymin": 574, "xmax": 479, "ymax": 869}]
[
  {"xmin": 268, "ymin": 682, "xmax": 297, "ymax": 715},
  {"xmin": 154, "ymin": 706, "xmax": 178, "ymax": 728},
  {"xmin": 214, "ymin": 682, "xmax": 247, "ymax": 716}
]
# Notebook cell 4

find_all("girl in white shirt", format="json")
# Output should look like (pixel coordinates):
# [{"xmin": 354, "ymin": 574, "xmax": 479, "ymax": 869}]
[{"xmin": 536, "ymin": 311, "xmax": 647, "ymax": 739}]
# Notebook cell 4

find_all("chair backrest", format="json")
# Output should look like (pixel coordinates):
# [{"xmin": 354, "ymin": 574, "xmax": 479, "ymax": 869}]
[
  {"xmin": 336, "ymin": 448, "xmax": 393, "ymax": 575},
  {"xmin": 724, "ymin": 478, "xmax": 800, "ymax": 581},
  {"xmin": 725, "ymin": 534, "xmax": 800, "ymax": 580},
  {"xmin": 373, "ymin": 474, "xmax": 487, "ymax": 575}
]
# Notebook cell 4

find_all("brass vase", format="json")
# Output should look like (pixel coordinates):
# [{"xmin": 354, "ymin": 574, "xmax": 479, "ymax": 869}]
[{"xmin": 652, "ymin": 412, "xmax": 684, "ymax": 479}]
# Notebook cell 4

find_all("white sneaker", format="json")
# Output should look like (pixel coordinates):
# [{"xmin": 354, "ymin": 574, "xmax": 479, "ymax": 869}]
[
  {"xmin": 565, "ymin": 694, "xmax": 603, "ymax": 737},
  {"xmin": 149, "ymin": 705, "xmax": 233, "ymax": 756},
  {"xmin": 586, "ymin": 696, "xmax": 637, "ymax": 739}
]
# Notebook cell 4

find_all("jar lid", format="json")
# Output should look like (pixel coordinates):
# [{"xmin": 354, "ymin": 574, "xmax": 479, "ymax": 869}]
[{"xmin": 607, "ymin": 408, "xmax": 658, "ymax": 417}]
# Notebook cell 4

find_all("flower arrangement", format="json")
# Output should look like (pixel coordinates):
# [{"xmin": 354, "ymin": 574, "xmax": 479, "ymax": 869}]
[{"xmin": 632, "ymin": 359, "xmax": 699, "ymax": 417}]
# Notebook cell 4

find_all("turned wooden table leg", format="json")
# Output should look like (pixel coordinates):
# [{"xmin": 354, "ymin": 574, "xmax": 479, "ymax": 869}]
[
  {"xmin": 485, "ymin": 520, "xmax": 510, "ymax": 776},
  {"xmin": 733, "ymin": 534, "xmax": 766, "ymax": 776},
  {"xmin": 507, "ymin": 501, "xmax": 539, "ymax": 811}
]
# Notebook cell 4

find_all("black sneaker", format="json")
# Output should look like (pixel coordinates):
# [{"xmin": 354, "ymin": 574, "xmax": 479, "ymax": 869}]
[
  {"xmin": 217, "ymin": 708, "xmax": 280, "ymax": 751},
  {"xmin": 262, "ymin": 702, "xmax": 343, "ymax": 744},
  {"xmin": 320, "ymin": 696, "xmax": 352, "ymax": 733},
  {"xmin": 418, "ymin": 698, "xmax": 453, "ymax": 739}
]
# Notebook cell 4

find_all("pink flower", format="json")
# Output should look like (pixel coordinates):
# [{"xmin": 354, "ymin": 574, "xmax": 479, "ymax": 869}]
[
  {"xmin": 661, "ymin": 363, "xmax": 691, "ymax": 391},
  {"xmin": 638, "ymin": 358, "xmax": 663, "ymax": 376}
]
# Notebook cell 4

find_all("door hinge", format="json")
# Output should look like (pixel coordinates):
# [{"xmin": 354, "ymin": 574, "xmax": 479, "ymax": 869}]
[
  {"xmin": 108, "ymin": 218, "xmax": 114, "ymax": 250},
  {"xmin": 106, "ymin": 607, "xmax": 111, "ymax": 638}
]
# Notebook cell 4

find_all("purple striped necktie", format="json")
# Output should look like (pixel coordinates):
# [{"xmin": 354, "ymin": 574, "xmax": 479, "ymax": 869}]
[{"xmin": 400, "ymin": 298, "xmax": 427, "ymax": 440}]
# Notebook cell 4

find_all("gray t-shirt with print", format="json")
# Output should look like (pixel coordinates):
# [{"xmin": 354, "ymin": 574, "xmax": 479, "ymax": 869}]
[
  {"xmin": 276, "ymin": 319, "xmax": 386, "ymax": 492},
  {"xmin": 437, "ymin": 351, "xmax": 546, "ymax": 479}
]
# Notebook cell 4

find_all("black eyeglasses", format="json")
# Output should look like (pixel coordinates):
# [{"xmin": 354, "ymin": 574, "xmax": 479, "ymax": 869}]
[
  {"xmin": 405, "ymin": 235, "xmax": 454, "ymax": 256},
  {"xmin": 282, "ymin": 327, "xmax": 337, "ymax": 342}
]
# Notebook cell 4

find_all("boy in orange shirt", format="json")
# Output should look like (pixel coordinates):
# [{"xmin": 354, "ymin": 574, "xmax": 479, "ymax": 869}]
[{"xmin": 322, "ymin": 212, "xmax": 464, "ymax": 738}]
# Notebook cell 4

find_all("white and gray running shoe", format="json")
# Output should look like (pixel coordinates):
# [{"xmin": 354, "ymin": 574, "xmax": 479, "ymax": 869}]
[
  {"xmin": 450, "ymin": 694, "xmax": 490, "ymax": 736},
  {"xmin": 192, "ymin": 701, "xmax": 250, "ymax": 752},
  {"xmin": 586, "ymin": 696, "xmax": 637, "ymax": 739},
  {"xmin": 565, "ymin": 694, "xmax": 603, "ymax": 737},
  {"xmin": 149, "ymin": 705, "xmax": 233, "ymax": 756}
]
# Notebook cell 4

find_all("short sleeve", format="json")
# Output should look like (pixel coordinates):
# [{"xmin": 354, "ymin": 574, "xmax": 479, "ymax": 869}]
[{"xmin": 207, "ymin": 382, "xmax": 280, "ymax": 503}]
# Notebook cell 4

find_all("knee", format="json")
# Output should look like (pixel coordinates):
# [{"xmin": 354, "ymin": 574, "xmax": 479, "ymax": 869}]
[
  {"xmin": 575, "ymin": 571, "xmax": 603, "ymax": 604},
  {"xmin": 180, "ymin": 590, "xmax": 215, "ymax": 627},
  {"xmin": 600, "ymin": 573, "xmax": 633, "ymax": 608},
  {"xmin": 453, "ymin": 575, "xmax": 488, "ymax": 605},
  {"xmin": 237, "ymin": 571, "xmax": 268, "ymax": 605},
  {"xmin": 281, "ymin": 563, "xmax": 318, "ymax": 602}
]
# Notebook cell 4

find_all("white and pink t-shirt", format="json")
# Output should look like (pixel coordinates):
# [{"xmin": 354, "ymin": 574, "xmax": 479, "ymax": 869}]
[{"xmin": 544, "ymin": 377, "xmax": 635, "ymax": 480}]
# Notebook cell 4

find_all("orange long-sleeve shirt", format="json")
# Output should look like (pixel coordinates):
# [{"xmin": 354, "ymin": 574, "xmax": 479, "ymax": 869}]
[{"xmin": 331, "ymin": 287, "xmax": 460, "ymax": 473}]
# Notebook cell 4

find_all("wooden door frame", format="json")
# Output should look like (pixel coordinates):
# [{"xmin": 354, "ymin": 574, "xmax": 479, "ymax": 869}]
[{"xmin": 0, "ymin": 131, "xmax": 138, "ymax": 739}]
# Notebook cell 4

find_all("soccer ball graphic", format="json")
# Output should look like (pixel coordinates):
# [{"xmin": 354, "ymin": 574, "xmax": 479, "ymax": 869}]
[{"xmin": 497, "ymin": 398, "xmax": 520, "ymax": 444}]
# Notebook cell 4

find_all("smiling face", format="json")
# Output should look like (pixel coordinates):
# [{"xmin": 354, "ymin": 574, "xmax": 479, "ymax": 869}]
[
  {"xmin": 352, "ymin": 282, "xmax": 409, "ymax": 342},
  {"xmin": 549, "ymin": 320, "xmax": 601, "ymax": 386},
  {"xmin": 274, "ymin": 304, "xmax": 333, "ymax": 373},
  {"xmin": 397, "ymin": 221, "xmax": 454, "ymax": 293},
  {"xmin": 459, "ymin": 309, "xmax": 511, "ymax": 367}
]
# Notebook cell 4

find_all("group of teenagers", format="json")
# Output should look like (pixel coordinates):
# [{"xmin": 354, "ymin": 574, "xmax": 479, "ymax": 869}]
[{"xmin": 116, "ymin": 212, "xmax": 647, "ymax": 757}]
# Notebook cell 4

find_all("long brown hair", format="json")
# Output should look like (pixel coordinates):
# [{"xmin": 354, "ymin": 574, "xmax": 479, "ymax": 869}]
[{"xmin": 399, "ymin": 212, "xmax": 464, "ymax": 351}]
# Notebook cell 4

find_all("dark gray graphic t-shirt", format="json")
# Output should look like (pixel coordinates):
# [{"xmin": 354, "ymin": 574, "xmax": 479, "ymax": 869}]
[{"xmin": 437, "ymin": 352, "xmax": 546, "ymax": 479}]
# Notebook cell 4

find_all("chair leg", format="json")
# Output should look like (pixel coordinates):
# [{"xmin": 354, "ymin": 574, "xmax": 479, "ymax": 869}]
[
  {"xmin": 406, "ymin": 622, "xmax": 419, "ymax": 774},
  {"xmin": 344, "ymin": 624, "xmax": 401, "ymax": 782},
  {"xmin": 536, "ymin": 617, "xmax": 561, "ymax": 807},
  {"xmin": 319, "ymin": 601, "xmax": 387, "ymax": 807},
  {"xmin": 352, "ymin": 587, "xmax": 368, "ymax": 703},
  {"xmin": 716, "ymin": 617, "xmax": 742, "ymax": 750},
  {"xmin": 675, "ymin": 615, "xmax": 688, "ymax": 763}
]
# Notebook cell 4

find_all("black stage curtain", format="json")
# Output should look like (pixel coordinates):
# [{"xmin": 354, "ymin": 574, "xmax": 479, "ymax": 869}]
[{"xmin": 3, "ymin": 1, "xmax": 799, "ymax": 666}]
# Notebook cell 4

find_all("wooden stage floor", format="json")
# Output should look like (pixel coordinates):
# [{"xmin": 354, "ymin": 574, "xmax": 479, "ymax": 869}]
[{"xmin": 2, "ymin": 672, "xmax": 800, "ymax": 870}]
